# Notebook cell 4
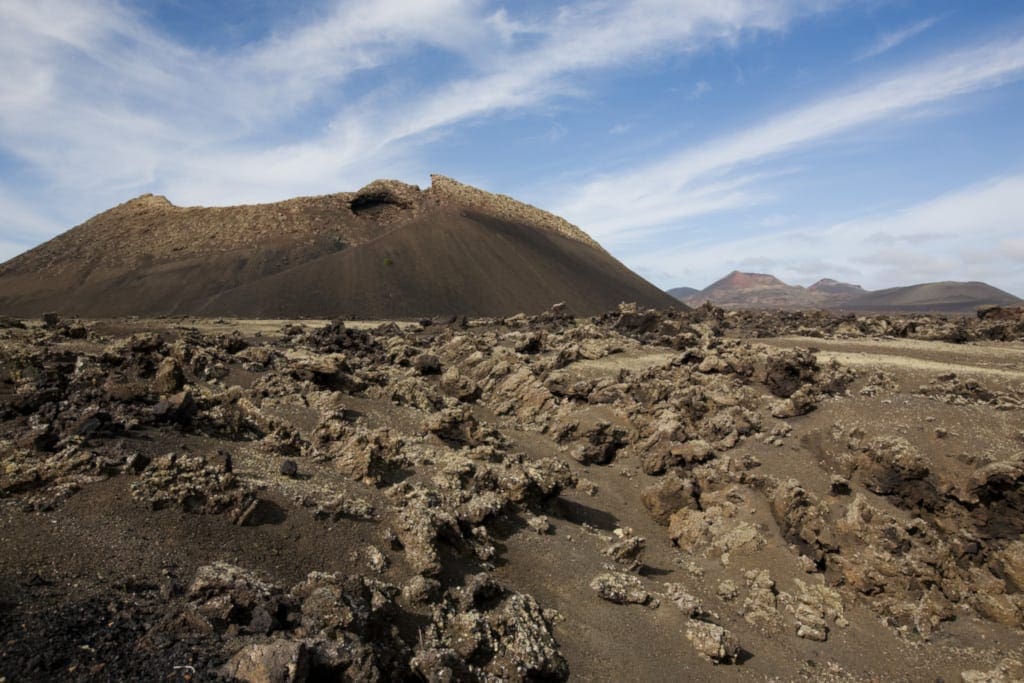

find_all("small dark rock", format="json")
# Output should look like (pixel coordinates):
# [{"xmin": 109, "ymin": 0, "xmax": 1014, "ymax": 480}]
[
  {"xmin": 830, "ymin": 476, "xmax": 851, "ymax": 496},
  {"xmin": 153, "ymin": 390, "xmax": 196, "ymax": 424},
  {"xmin": 515, "ymin": 333, "xmax": 543, "ymax": 354},
  {"xmin": 414, "ymin": 354, "xmax": 442, "ymax": 375},
  {"xmin": 126, "ymin": 452, "xmax": 152, "ymax": 473}
]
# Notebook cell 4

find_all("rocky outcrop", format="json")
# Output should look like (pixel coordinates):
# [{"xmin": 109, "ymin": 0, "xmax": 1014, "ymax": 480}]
[{"xmin": 428, "ymin": 174, "xmax": 604, "ymax": 251}]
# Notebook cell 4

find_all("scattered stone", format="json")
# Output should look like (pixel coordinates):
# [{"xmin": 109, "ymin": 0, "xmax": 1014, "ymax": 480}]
[
  {"xmin": 961, "ymin": 658, "xmax": 1024, "ymax": 683},
  {"xmin": 716, "ymin": 580, "xmax": 739, "ymax": 602},
  {"xmin": 664, "ymin": 583, "xmax": 702, "ymax": 617},
  {"xmin": 413, "ymin": 354, "xmax": 441, "ymax": 375},
  {"xmin": 526, "ymin": 514, "xmax": 552, "ymax": 534},
  {"xmin": 793, "ymin": 580, "xmax": 846, "ymax": 642},
  {"xmin": 151, "ymin": 357, "xmax": 184, "ymax": 394},
  {"xmin": 130, "ymin": 452, "xmax": 254, "ymax": 516},
  {"xmin": 741, "ymin": 570, "xmax": 779, "ymax": 626},
  {"xmin": 685, "ymin": 621, "xmax": 740, "ymax": 664},
  {"xmin": 313, "ymin": 495, "xmax": 375, "ymax": 521},
  {"xmin": 220, "ymin": 640, "xmax": 309, "ymax": 683},
  {"xmin": 365, "ymin": 545, "xmax": 389, "ymax": 573},
  {"xmin": 642, "ymin": 472, "xmax": 700, "ymax": 525},
  {"xmin": 570, "ymin": 420, "xmax": 628, "ymax": 465},
  {"xmin": 440, "ymin": 367, "xmax": 481, "ymax": 402},
  {"xmin": 602, "ymin": 529, "xmax": 646, "ymax": 571},
  {"xmin": 402, "ymin": 575, "xmax": 441, "ymax": 605},
  {"xmin": 829, "ymin": 475, "xmax": 851, "ymax": 495},
  {"xmin": 413, "ymin": 575, "xmax": 569, "ymax": 681},
  {"xmin": 590, "ymin": 572, "xmax": 650, "ymax": 605}
]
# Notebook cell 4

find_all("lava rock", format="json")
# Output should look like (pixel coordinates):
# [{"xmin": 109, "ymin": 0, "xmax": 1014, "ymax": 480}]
[{"xmin": 685, "ymin": 621, "xmax": 740, "ymax": 664}]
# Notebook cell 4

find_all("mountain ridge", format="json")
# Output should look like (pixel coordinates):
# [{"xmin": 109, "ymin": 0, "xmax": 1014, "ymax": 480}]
[{"xmin": 671, "ymin": 271, "xmax": 1020, "ymax": 313}]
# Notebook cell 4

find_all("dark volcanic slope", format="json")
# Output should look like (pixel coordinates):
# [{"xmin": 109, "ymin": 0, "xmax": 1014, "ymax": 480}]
[
  {"xmin": 667, "ymin": 286, "xmax": 700, "ymax": 300},
  {"xmin": 0, "ymin": 188, "xmax": 407, "ymax": 317},
  {"xmin": 807, "ymin": 278, "xmax": 865, "ymax": 297},
  {"xmin": 202, "ymin": 208, "xmax": 678, "ymax": 318},
  {"xmin": 845, "ymin": 281, "xmax": 1022, "ymax": 313},
  {"xmin": 0, "ymin": 175, "xmax": 676, "ymax": 317}
]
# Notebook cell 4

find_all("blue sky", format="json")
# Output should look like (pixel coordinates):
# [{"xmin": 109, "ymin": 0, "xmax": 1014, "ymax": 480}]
[{"xmin": 1, "ymin": 1, "xmax": 1023, "ymax": 294}]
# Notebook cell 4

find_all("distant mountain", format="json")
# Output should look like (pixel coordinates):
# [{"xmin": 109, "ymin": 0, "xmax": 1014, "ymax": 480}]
[
  {"xmin": 680, "ymin": 271, "xmax": 1020, "ymax": 313},
  {"xmin": 707, "ymin": 271, "xmax": 787, "ymax": 291},
  {"xmin": 685, "ymin": 271, "xmax": 821, "ymax": 308},
  {"xmin": 843, "ymin": 281, "xmax": 1021, "ymax": 313},
  {"xmin": 667, "ymin": 286, "xmax": 700, "ymax": 300},
  {"xmin": 808, "ymin": 278, "xmax": 865, "ymax": 297}
]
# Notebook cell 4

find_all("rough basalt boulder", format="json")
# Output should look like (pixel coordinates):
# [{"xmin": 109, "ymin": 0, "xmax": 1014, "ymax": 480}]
[
  {"xmin": 642, "ymin": 472, "xmax": 700, "ymax": 525},
  {"xmin": 685, "ymin": 621, "xmax": 740, "ymax": 664}
]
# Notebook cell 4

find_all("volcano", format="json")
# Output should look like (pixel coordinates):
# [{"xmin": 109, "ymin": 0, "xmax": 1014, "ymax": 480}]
[{"xmin": 0, "ymin": 176, "xmax": 677, "ymax": 318}]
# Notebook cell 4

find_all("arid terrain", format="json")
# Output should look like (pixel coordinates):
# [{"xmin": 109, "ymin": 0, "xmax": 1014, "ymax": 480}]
[
  {"xmin": 677, "ymin": 271, "xmax": 1022, "ymax": 313},
  {"xmin": 0, "ymin": 177, "xmax": 675, "ymax": 319},
  {"xmin": 2, "ymin": 305, "xmax": 1024, "ymax": 681}
]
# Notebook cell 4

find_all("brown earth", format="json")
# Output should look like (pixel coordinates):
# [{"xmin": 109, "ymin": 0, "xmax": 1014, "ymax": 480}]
[
  {"xmin": 199, "ymin": 208, "xmax": 675, "ymax": 319},
  {"xmin": 2, "ymin": 305, "xmax": 1024, "ymax": 681},
  {"xmin": 0, "ymin": 176, "xmax": 676, "ymax": 318}
]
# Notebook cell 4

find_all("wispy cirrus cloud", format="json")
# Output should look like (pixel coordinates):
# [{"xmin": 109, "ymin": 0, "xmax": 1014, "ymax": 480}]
[
  {"xmin": 857, "ymin": 15, "xmax": 940, "ymax": 61},
  {"xmin": 640, "ymin": 174, "xmax": 1024, "ymax": 294},
  {"xmin": 163, "ymin": 0, "xmax": 840, "ymax": 203},
  {"xmin": 553, "ymin": 34, "xmax": 1024, "ymax": 244},
  {"xmin": 0, "ymin": 0, "xmax": 844, "ymax": 250}
]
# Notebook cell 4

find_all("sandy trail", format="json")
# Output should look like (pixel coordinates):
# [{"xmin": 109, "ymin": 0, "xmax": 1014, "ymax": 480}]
[{"xmin": 764, "ymin": 336, "xmax": 1024, "ymax": 380}]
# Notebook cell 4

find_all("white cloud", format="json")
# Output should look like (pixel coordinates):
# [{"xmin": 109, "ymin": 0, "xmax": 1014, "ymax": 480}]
[
  {"xmin": 0, "ymin": 0, "xmax": 501, "ymax": 209},
  {"xmin": 229, "ymin": 0, "xmax": 829, "ymax": 199},
  {"xmin": 857, "ymin": 16, "xmax": 940, "ymax": 61},
  {"xmin": 629, "ymin": 174, "xmax": 1024, "ymax": 295},
  {"xmin": 0, "ymin": 0, "xmax": 841, "ymax": 229},
  {"xmin": 553, "ymin": 35, "xmax": 1024, "ymax": 243}
]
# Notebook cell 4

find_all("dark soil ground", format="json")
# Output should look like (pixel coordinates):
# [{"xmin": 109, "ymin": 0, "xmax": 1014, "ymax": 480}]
[{"xmin": 2, "ymin": 306, "xmax": 1023, "ymax": 681}]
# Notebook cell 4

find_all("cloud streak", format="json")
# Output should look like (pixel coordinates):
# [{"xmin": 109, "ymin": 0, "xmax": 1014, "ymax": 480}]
[
  {"xmin": 553, "ymin": 34, "xmax": 1024, "ymax": 243},
  {"xmin": 857, "ymin": 16, "xmax": 940, "ymax": 61},
  {"xmin": 636, "ymin": 174, "xmax": 1024, "ymax": 295},
  {"xmin": 0, "ymin": 0, "xmax": 838, "ymax": 242}
]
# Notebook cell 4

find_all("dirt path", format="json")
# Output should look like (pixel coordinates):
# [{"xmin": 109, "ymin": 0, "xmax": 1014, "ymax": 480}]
[{"xmin": 763, "ymin": 336, "xmax": 1024, "ymax": 381}]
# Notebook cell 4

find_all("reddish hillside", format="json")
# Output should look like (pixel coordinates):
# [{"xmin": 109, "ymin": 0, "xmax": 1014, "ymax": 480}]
[
  {"xmin": 686, "ymin": 271, "xmax": 820, "ymax": 308},
  {"xmin": 710, "ymin": 271, "xmax": 789, "ymax": 290}
]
